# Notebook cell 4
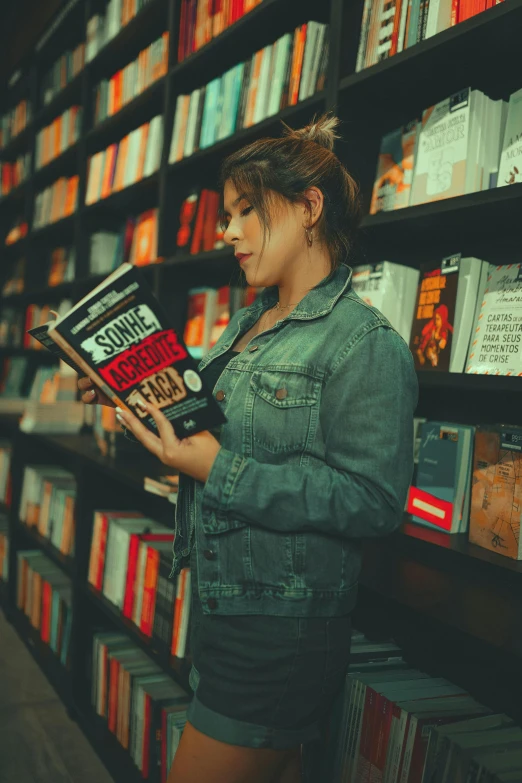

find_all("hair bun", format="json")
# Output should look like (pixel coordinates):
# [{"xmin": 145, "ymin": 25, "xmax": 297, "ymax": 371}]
[{"xmin": 283, "ymin": 113, "xmax": 340, "ymax": 151}]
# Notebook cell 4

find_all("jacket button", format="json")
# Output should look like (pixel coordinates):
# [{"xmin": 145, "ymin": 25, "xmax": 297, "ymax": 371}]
[
  {"xmin": 249, "ymin": 345, "xmax": 259, "ymax": 353},
  {"xmin": 203, "ymin": 549, "xmax": 215, "ymax": 560},
  {"xmin": 207, "ymin": 598, "xmax": 218, "ymax": 610},
  {"xmin": 275, "ymin": 388, "xmax": 288, "ymax": 400},
  {"xmin": 215, "ymin": 390, "xmax": 226, "ymax": 401}
]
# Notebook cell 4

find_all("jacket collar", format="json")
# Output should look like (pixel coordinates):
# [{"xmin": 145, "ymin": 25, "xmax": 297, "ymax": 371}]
[{"xmin": 253, "ymin": 262, "xmax": 353, "ymax": 321}]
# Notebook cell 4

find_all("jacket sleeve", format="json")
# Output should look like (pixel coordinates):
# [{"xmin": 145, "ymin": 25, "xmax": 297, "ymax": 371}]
[{"xmin": 201, "ymin": 324, "xmax": 418, "ymax": 539}]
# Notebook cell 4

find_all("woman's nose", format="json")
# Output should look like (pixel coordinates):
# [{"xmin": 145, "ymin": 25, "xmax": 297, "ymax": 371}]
[{"xmin": 223, "ymin": 220, "xmax": 242, "ymax": 245}]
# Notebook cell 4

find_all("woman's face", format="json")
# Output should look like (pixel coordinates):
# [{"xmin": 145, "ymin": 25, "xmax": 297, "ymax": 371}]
[
  {"xmin": 434, "ymin": 311, "xmax": 442, "ymax": 329},
  {"xmin": 222, "ymin": 180, "xmax": 308, "ymax": 288}
]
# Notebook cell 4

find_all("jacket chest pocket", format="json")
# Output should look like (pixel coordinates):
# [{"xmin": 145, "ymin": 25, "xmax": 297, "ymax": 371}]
[{"xmin": 250, "ymin": 370, "xmax": 321, "ymax": 455}]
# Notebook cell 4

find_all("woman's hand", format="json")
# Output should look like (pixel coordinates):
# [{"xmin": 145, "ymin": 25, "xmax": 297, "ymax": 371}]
[
  {"xmin": 115, "ymin": 400, "xmax": 221, "ymax": 484},
  {"xmin": 78, "ymin": 376, "xmax": 115, "ymax": 407}
]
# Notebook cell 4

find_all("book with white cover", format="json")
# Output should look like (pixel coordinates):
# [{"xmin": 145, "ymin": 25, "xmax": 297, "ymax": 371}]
[
  {"xmin": 425, "ymin": 0, "xmax": 453, "ymax": 38},
  {"xmin": 267, "ymin": 34, "xmax": 292, "ymax": 117},
  {"xmin": 254, "ymin": 45, "xmax": 273, "ymax": 124},
  {"xmin": 184, "ymin": 89, "xmax": 202, "ymax": 158},
  {"xmin": 351, "ymin": 261, "xmax": 419, "ymax": 344},
  {"xmin": 411, "ymin": 88, "xmax": 483, "ymax": 205},
  {"xmin": 169, "ymin": 95, "xmax": 190, "ymax": 163},
  {"xmin": 466, "ymin": 263, "xmax": 522, "ymax": 376},
  {"xmin": 143, "ymin": 115, "xmax": 163, "ymax": 177},
  {"xmin": 448, "ymin": 255, "xmax": 490, "ymax": 373},
  {"xmin": 497, "ymin": 88, "xmax": 522, "ymax": 187}
]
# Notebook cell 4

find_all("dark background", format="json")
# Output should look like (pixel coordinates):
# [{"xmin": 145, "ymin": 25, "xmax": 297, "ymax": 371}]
[{"xmin": 0, "ymin": 0, "xmax": 62, "ymax": 85}]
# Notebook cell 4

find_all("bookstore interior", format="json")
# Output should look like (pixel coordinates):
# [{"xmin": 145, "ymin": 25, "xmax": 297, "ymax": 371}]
[{"xmin": 2, "ymin": 0, "xmax": 522, "ymax": 781}]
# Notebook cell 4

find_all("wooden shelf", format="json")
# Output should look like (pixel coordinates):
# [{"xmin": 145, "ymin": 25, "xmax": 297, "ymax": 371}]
[
  {"xmin": 417, "ymin": 370, "xmax": 522, "ymax": 393},
  {"xmin": 30, "ymin": 213, "xmax": 76, "ymax": 242},
  {"xmin": 82, "ymin": 172, "xmax": 159, "ymax": 215},
  {"xmin": 35, "ymin": 71, "xmax": 85, "ymax": 129},
  {"xmin": 32, "ymin": 142, "xmax": 80, "ymax": 187},
  {"xmin": 0, "ymin": 123, "xmax": 32, "ymax": 160},
  {"xmin": 82, "ymin": 583, "xmax": 191, "ymax": 693},
  {"xmin": 0, "ymin": 182, "xmax": 27, "ymax": 209},
  {"xmin": 16, "ymin": 522, "xmax": 74, "ymax": 578}
]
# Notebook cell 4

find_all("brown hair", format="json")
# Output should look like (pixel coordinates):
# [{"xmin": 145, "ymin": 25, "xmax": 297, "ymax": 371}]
[{"xmin": 220, "ymin": 114, "xmax": 360, "ymax": 274}]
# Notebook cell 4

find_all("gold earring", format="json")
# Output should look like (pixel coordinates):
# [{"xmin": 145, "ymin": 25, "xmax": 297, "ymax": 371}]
[{"xmin": 305, "ymin": 227, "xmax": 313, "ymax": 247}]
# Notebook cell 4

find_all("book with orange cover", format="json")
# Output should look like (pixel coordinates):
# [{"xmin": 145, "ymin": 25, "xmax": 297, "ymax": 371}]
[
  {"xmin": 112, "ymin": 135, "xmax": 129, "ymax": 192},
  {"xmin": 135, "ymin": 123, "xmax": 150, "ymax": 181},
  {"xmin": 129, "ymin": 209, "xmax": 159, "ymax": 266},
  {"xmin": 64, "ymin": 175, "xmax": 79, "ymax": 216},
  {"xmin": 244, "ymin": 49, "xmax": 263, "ymax": 127},
  {"xmin": 171, "ymin": 567, "xmax": 188, "ymax": 655},
  {"xmin": 289, "ymin": 24, "xmax": 307, "ymax": 106},
  {"xmin": 54, "ymin": 116, "xmax": 62, "ymax": 158},
  {"xmin": 101, "ymin": 144, "xmax": 118, "ymax": 199},
  {"xmin": 48, "ymin": 248, "xmax": 68, "ymax": 286},
  {"xmin": 140, "ymin": 546, "xmax": 160, "ymax": 635}
]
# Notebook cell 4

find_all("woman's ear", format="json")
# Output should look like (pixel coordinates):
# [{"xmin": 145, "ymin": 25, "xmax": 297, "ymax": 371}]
[{"xmin": 303, "ymin": 187, "xmax": 324, "ymax": 228}]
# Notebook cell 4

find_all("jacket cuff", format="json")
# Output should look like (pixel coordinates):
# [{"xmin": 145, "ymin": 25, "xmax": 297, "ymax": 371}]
[{"xmin": 201, "ymin": 447, "xmax": 246, "ymax": 528}]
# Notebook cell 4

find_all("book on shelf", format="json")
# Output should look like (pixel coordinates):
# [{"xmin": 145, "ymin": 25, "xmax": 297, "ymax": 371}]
[
  {"xmin": 465, "ymin": 263, "xmax": 522, "ymax": 376},
  {"xmin": 0, "ymin": 357, "xmax": 33, "ymax": 410},
  {"xmin": 86, "ymin": 0, "xmax": 154, "ymax": 62},
  {"xmin": 0, "ymin": 99, "xmax": 31, "ymax": 149},
  {"xmin": 35, "ymin": 106, "xmax": 82, "ymax": 169},
  {"xmin": 356, "ymin": 0, "xmax": 504, "ymax": 71},
  {"xmin": 177, "ymin": 0, "xmax": 263, "ymax": 61},
  {"xmin": 469, "ymin": 424, "xmax": 522, "ymax": 560},
  {"xmin": 30, "ymin": 264, "xmax": 226, "ymax": 438},
  {"xmin": 0, "ymin": 153, "xmax": 31, "ymax": 197},
  {"xmin": 16, "ymin": 549, "xmax": 72, "ymax": 665},
  {"xmin": 5, "ymin": 218, "xmax": 28, "ymax": 245},
  {"xmin": 370, "ymin": 121, "xmax": 418, "ymax": 213},
  {"xmin": 410, "ymin": 88, "xmax": 507, "ymax": 206},
  {"xmin": 0, "ymin": 513, "xmax": 8, "ymax": 582},
  {"xmin": 169, "ymin": 22, "xmax": 328, "ymax": 161},
  {"xmin": 91, "ymin": 630, "xmax": 189, "ymax": 780},
  {"xmin": 144, "ymin": 474, "xmax": 179, "ymax": 504},
  {"xmin": 0, "ymin": 442, "xmax": 12, "ymax": 507},
  {"xmin": 407, "ymin": 419, "xmax": 475, "ymax": 533},
  {"xmin": 86, "ymin": 115, "xmax": 163, "ymax": 204},
  {"xmin": 48, "ymin": 247, "xmax": 75, "ymax": 286},
  {"xmin": 351, "ymin": 261, "xmax": 419, "ymax": 344},
  {"xmin": 41, "ymin": 42, "xmax": 85, "ymax": 106},
  {"xmin": 409, "ymin": 255, "xmax": 489, "ymax": 373},
  {"xmin": 129, "ymin": 209, "xmax": 160, "ymax": 266},
  {"xmin": 33, "ymin": 176, "xmax": 79, "ymax": 229},
  {"xmin": 0, "ymin": 306, "xmax": 25, "ymax": 348},
  {"xmin": 94, "ymin": 32, "xmax": 168, "ymax": 125},
  {"xmin": 497, "ymin": 87, "xmax": 522, "ymax": 187},
  {"xmin": 2, "ymin": 257, "xmax": 26, "ymax": 295}
]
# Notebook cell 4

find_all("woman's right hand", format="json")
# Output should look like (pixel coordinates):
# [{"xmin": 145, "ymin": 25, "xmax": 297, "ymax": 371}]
[{"xmin": 78, "ymin": 376, "xmax": 115, "ymax": 408}]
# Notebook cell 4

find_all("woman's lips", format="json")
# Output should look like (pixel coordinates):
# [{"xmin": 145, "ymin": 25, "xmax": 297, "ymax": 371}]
[{"xmin": 236, "ymin": 253, "xmax": 252, "ymax": 265}]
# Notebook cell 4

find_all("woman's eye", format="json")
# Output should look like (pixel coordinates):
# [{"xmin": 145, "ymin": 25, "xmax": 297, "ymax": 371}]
[{"xmin": 240, "ymin": 206, "xmax": 253, "ymax": 217}]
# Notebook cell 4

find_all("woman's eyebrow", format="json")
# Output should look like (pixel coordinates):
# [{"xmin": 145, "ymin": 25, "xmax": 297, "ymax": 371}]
[{"xmin": 223, "ymin": 193, "xmax": 248, "ymax": 215}]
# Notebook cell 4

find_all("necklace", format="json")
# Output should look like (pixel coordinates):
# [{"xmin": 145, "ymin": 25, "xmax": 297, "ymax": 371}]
[{"xmin": 256, "ymin": 301, "xmax": 299, "ymax": 336}]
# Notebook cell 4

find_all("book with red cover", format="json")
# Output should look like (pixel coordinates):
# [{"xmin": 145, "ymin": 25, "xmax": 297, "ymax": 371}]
[{"xmin": 123, "ymin": 532, "xmax": 174, "ymax": 620}]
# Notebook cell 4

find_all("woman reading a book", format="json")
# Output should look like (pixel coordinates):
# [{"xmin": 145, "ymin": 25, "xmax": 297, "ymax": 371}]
[{"xmin": 79, "ymin": 115, "xmax": 417, "ymax": 783}]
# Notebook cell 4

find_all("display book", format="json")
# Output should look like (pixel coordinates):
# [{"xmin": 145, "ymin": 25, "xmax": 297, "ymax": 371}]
[{"xmin": 27, "ymin": 263, "xmax": 227, "ymax": 439}]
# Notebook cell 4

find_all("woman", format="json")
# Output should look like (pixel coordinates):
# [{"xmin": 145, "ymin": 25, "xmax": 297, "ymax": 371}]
[
  {"xmin": 79, "ymin": 115, "xmax": 418, "ymax": 783},
  {"xmin": 416, "ymin": 304, "xmax": 453, "ymax": 368}
]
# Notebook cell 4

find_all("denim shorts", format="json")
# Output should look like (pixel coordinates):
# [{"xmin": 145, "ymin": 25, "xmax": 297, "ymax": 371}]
[{"xmin": 186, "ymin": 609, "xmax": 352, "ymax": 751}]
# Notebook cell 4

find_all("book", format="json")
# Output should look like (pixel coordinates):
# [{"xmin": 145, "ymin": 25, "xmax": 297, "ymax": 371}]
[
  {"xmin": 407, "ymin": 420, "xmax": 474, "ymax": 533},
  {"xmin": 465, "ymin": 263, "xmax": 522, "ymax": 376},
  {"xmin": 351, "ymin": 261, "xmax": 419, "ymax": 344},
  {"xmin": 36, "ymin": 264, "xmax": 226, "ymax": 438},
  {"xmin": 497, "ymin": 87, "xmax": 522, "ymax": 187},
  {"xmin": 370, "ymin": 121, "xmax": 418, "ymax": 213},
  {"xmin": 469, "ymin": 425, "xmax": 522, "ymax": 560},
  {"xmin": 409, "ymin": 259, "xmax": 458, "ymax": 372}
]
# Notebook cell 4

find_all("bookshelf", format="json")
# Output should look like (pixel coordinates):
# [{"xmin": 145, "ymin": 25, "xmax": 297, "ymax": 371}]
[{"xmin": 0, "ymin": 0, "xmax": 521, "ymax": 779}]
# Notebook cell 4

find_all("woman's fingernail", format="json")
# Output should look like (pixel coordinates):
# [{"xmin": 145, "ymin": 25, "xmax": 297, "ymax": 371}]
[
  {"xmin": 87, "ymin": 390, "xmax": 96, "ymax": 399},
  {"xmin": 115, "ymin": 406, "xmax": 123, "ymax": 413},
  {"xmin": 136, "ymin": 399, "xmax": 148, "ymax": 410},
  {"xmin": 116, "ymin": 413, "xmax": 124, "ymax": 424}
]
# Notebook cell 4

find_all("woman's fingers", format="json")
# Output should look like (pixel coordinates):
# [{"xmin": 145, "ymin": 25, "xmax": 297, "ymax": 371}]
[
  {"xmin": 115, "ymin": 406, "xmax": 163, "ymax": 458},
  {"xmin": 143, "ymin": 402, "xmax": 181, "ymax": 448}
]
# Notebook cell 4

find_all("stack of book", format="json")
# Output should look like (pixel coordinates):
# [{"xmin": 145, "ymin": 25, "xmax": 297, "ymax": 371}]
[
  {"xmin": 24, "ymin": 300, "xmax": 72, "ymax": 349},
  {"xmin": 184, "ymin": 284, "xmax": 262, "ymax": 358},
  {"xmin": 4, "ymin": 218, "xmax": 28, "ymax": 245},
  {"xmin": 356, "ymin": 0, "xmax": 504, "ymax": 71},
  {"xmin": 2, "ymin": 258, "xmax": 26, "ymax": 295},
  {"xmin": 88, "ymin": 512, "xmax": 191, "ymax": 658},
  {"xmin": 85, "ymin": 115, "xmax": 163, "ymax": 204},
  {"xmin": 94, "ymin": 33, "xmax": 169, "ymax": 125},
  {"xmin": 0, "ymin": 99, "xmax": 31, "ymax": 149},
  {"xmin": 48, "ymin": 247, "xmax": 75, "ymax": 287},
  {"xmin": 33, "ymin": 176, "xmax": 79, "ymax": 229},
  {"xmin": 169, "ymin": 21, "xmax": 329, "ymax": 161},
  {"xmin": 0, "ymin": 442, "xmax": 12, "ymax": 506},
  {"xmin": 86, "ymin": 0, "xmax": 154, "ymax": 62},
  {"xmin": 0, "ymin": 153, "xmax": 31, "ymax": 197},
  {"xmin": 0, "ymin": 513, "xmax": 8, "ymax": 582},
  {"xmin": 16, "ymin": 550, "xmax": 72, "ymax": 665},
  {"xmin": 91, "ymin": 631, "xmax": 190, "ymax": 780},
  {"xmin": 19, "ymin": 466, "xmax": 76, "ymax": 557},
  {"xmin": 19, "ymin": 366, "xmax": 84, "ymax": 434},
  {"xmin": 370, "ymin": 87, "xmax": 508, "ymax": 213},
  {"xmin": 35, "ymin": 107, "xmax": 82, "ymax": 169},
  {"xmin": 177, "ymin": 0, "xmax": 263, "ymax": 61},
  {"xmin": 352, "ymin": 261, "xmax": 419, "ymax": 344},
  {"xmin": 41, "ymin": 42, "xmax": 86, "ymax": 106}
]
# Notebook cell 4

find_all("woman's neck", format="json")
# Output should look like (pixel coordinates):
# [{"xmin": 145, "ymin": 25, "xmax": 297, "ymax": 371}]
[{"xmin": 276, "ymin": 247, "xmax": 332, "ymax": 310}]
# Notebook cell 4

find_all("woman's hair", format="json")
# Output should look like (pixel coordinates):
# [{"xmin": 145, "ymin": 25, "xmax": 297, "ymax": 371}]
[{"xmin": 220, "ymin": 114, "xmax": 360, "ymax": 273}]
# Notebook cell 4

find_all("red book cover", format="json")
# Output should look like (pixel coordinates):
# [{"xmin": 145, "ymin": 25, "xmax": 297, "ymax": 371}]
[
  {"xmin": 40, "ymin": 581, "xmax": 50, "ymax": 642},
  {"xmin": 190, "ymin": 189, "xmax": 209, "ymax": 254},
  {"xmin": 161, "ymin": 707, "xmax": 168, "ymax": 783},
  {"xmin": 390, "ymin": 0, "xmax": 404, "ymax": 55},
  {"xmin": 407, "ymin": 486, "xmax": 454, "ymax": 532},
  {"xmin": 108, "ymin": 657, "xmax": 120, "ymax": 733},
  {"xmin": 140, "ymin": 546, "xmax": 160, "ymax": 636},
  {"xmin": 171, "ymin": 569, "xmax": 187, "ymax": 655},
  {"xmin": 451, "ymin": 0, "xmax": 460, "ymax": 24},
  {"xmin": 123, "ymin": 533, "xmax": 174, "ymax": 619},
  {"xmin": 178, "ymin": 0, "xmax": 187, "ymax": 61}
]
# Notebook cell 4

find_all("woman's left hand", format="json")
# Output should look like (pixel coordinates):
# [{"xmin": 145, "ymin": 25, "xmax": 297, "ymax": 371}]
[{"xmin": 116, "ymin": 401, "xmax": 221, "ymax": 483}]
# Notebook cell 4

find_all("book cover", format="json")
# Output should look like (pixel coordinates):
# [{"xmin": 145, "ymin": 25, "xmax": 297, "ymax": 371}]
[
  {"xmin": 44, "ymin": 264, "xmax": 226, "ymax": 438},
  {"xmin": 497, "ymin": 87, "xmax": 522, "ymax": 186},
  {"xmin": 409, "ymin": 260, "xmax": 458, "ymax": 372},
  {"xmin": 370, "ymin": 121, "xmax": 418, "ymax": 213},
  {"xmin": 466, "ymin": 263, "xmax": 522, "ymax": 376},
  {"xmin": 469, "ymin": 425, "xmax": 522, "ymax": 559}
]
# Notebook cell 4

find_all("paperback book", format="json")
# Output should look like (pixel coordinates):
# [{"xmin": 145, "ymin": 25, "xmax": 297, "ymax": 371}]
[{"xmin": 27, "ymin": 264, "xmax": 226, "ymax": 438}]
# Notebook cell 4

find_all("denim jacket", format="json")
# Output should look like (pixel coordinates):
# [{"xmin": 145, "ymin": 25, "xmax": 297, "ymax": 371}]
[{"xmin": 167, "ymin": 263, "xmax": 418, "ymax": 618}]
